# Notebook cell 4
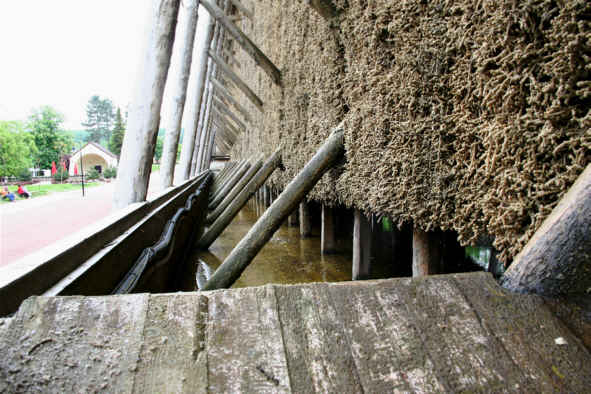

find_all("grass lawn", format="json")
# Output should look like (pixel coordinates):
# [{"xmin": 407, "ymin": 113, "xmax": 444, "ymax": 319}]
[
  {"xmin": 1, "ymin": 182, "xmax": 100, "ymax": 203},
  {"xmin": 152, "ymin": 164, "xmax": 160, "ymax": 172}
]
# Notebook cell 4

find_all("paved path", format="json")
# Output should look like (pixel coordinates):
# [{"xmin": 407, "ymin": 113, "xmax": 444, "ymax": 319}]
[{"xmin": 0, "ymin": 171, "xmax": 170, "ymax": 267}]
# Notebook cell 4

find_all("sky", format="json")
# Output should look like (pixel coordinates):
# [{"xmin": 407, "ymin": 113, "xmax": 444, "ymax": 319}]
[{"xmin": 0, "ymin": 1, "xmax": 151, "ymax": 129}]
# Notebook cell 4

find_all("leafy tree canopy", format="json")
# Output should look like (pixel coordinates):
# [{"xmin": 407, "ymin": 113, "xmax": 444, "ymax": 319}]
[
  {"xmin": 108, "ymin": 108, "xmax": 126, "ymax": 158},
  {"xmin": 82, "ymin": 95, "xmax": 115, "ymax": 144},
  {"xmin": 27, "ymin": 106, "xmax": 73, "ymax": 169},
  {"xmin": 0, "ymin": 121, "xmax": 38, "ymax": 177}
]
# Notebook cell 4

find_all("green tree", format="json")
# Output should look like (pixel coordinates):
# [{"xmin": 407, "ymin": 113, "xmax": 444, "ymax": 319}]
[
  {"xmin": 82, "ymin": 95, "xmax": 115, "ymax": 144},
  {"xmin": 27, "ymin": 106, "xmax": 73, "ymax": 169},
  {"xmin": 108, "ymin": 108, "xmax": 125, "ymax": 157},
  {"xmin": 154, "ymin": 136, "xmax": 164, "ymax": 163},
  {"xmin": 0, "ymin": 121, "xmax": 38, "ymax": 177}
]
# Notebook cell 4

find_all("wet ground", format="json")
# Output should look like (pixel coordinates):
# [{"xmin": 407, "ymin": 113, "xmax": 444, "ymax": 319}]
[{"xmin": 184, "ymin": 199, "xmax": 353, "ymax": 291}]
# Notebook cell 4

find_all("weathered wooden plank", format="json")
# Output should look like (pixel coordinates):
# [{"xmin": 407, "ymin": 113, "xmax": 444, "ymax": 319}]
[
  {"xmin": 0, "ymin": 294, "xmax": 149, "ymax": 393},
  {"xmin": 133, "ymin": 294, "xmax": 208, "ymax": 393},
  {"xmin": 453, "ymin": 273, "xmax": 591, "ymax": 392},
  {"xmin": 209, "ymin": 49, "xmax": 264, "ymax": 111},
  {"xmin": 200, "ymin": 0, "xmax": 281, "ymax": 85},
  {"xmin": 274, "ymin": 283, "xmax": 363, "ymax": 393},
  {"xmin": 207, "ymin": 286, "xmax": 291, "ymax": 392},
  {"xmin": 2, "ymin": 274, "xmax": 590, "ymax": 392}
]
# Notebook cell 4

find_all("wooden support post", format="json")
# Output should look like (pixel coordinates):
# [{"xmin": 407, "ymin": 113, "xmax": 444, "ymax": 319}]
[
  {"xmin": 213, "ymin": 98, "xmax": 247, "ymax": 130},
  {"xmin": 178, "ymin": 9, "xmax": 215, "ymax": 182},
  {"xmin": 353, "ymin": 210, "xmax": 372, "ymax": 280},
  {"xmin": 114, "ymin": 0, "xmax": 180, "ymax": 209},
  {"xmin": 209, "ymin": 160, "xmax": 251, "ymax": 209},
  {"xmin": 264, "ymin": 186, "xmax": 270, "ymax": 207},
  {"xmin": 208, "ymin": 50, "xmax": 263, "ymax": 111},
  {"xmin": 321, "ymin": 205, "xmax": 336, "ymax": 254},
  {"xmin": 160, "ymin": 0, "xmax": 200, "ymax": 188},
  {"xmin": 202, "ymin": 125, "xmax": 344, "ymax": 290},
  {"xmin": 306, "ymin": 0, "xmax": 339, "ymax": 20},
  {"xmin": 200, "ymin": 0, "xmax": 281, "ymax": 85},
  {"xmin": 207, "ymin": 157, "xmax": 263, "ymax": 224},
  {"xmin": 412, "ymin": 228, "xmax": 442, "ymax": 277},
  {"xmin": 213, "ymin": 162, "xmax": 236, "ymax": 193},
  {"xmin": 197, "ymin": 150, "xmax": 282, "ymax": 250},
  {"xmin": 502, "ymin": 164, "xmax": 591, "ymax": 296},
  {"xmin": 211, "ymin": 78, "xmax": 251, "ymax": 122},
  {"xmin": 288, "ymin": 210, "xmax": 299, "ymax": 227},
  {"xmin": 212, "ymin": 160, "xmax": 241, "ymax": 194},
  {"xmin": 299, "ymin": 202, "xmax": 312, "ymax": 238}
]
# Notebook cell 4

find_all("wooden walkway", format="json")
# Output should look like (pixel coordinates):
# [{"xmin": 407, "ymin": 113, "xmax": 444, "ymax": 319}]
[{"xmin": 1, "ymin": 272, "xmax": 589, "ymax": 392}]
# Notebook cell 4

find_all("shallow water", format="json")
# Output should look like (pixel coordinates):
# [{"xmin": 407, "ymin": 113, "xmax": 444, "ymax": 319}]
[{"xmin": 184, "ymin": 199, "xmax": 353, "ymax": 291}]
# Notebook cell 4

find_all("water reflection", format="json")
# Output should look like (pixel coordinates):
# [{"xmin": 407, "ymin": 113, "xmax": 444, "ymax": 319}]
[{"xmin": 186, "ymin": 198, "xmax": 352, "ymax": 290}]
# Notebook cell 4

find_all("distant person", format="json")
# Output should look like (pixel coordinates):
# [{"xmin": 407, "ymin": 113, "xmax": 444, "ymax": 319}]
[
  {"xmin": 17, "ymin": 184, "xmax": 31, "ymax": 198},
  {"xmin": 1, "ymin": 187, "xmax": 15, "ymax": 202}
]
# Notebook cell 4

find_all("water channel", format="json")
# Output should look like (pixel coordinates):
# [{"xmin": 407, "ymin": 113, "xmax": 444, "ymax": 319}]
[{"xmin": 182, "ymin": 198, "xmax": 353, "ymax": 291}]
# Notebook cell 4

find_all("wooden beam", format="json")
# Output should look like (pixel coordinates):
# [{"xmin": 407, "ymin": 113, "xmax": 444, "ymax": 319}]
[
  {"xmin": 230, "ymin": 0, "xmax": 254, "ymax": 21},
  {"xmin": 202, "ymin": 125, "xmax": 345, "ymax": 290},
  {"xmin": 213, "ymin": 97, "xmax": 247, "ymax": 130},
  {"xmin": 306, "ymin": 0, "xmax": 338, "ymax": 20},
  {"xmin": 211, "ymin": 78, "xmax": 252, "ymax": 121},
  {"xmin": 114, "ymin": 0, "xmax": 180, "ymax": 209},
  {"xmin": 160, "ymin": 0, "xmax": 201, "ymax": 188},
  {"xmin": 200, "ymin": 0, "xmax": 281, "ymax": 85},
  {"xmin": 212, "ymin": 107, "xmax": 241, "ymax": 138},
  {"xmin": 197, "ymin": 150, "xmax": 282, "ymax": 250},
  {"xmin": 502, "ymin": 163, "xmax": 591, "ymax": 296},
  {"xmin": 208, "ymin": 50, "xmax": 263, "ymax": 111}
]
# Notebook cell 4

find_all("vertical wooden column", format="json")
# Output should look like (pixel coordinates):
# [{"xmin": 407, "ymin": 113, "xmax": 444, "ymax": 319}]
[
  {"xmin": 263, "ymin": 186, "xmax": 269, "ymax": 207},
  {"xmin": 353, "ymin": 210, "xmax": 372, "ymax": 280},
  {"xmin": 177, "ymin": 6, "xmax": 215, "ymax": 181},
  {"xmin": 412, "ymin": 228, "xmax": 442, "ymax": 277},
  {"xmin": 321, "ymin": 205, "xmax": 336, "ymax": 254},
  {"xmin": 160, "ymin": 0, "xmax": 200, "ymax": 188},
  {"xmin": 299, "ymin": 202, "xmax": 312, "ymax": 238},
  {"xmin": 114, "ymin": 0, "xmax": 180, "ymax": 209},
  {"xmin": 288, "ymin": 210, "xmax": 299, "ymax": 227}
]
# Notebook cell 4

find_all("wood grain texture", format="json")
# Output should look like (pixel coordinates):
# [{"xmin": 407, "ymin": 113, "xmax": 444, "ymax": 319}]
[{"xmin": 1, "ymin": 273, "xmax": 589, "ymax": 392}]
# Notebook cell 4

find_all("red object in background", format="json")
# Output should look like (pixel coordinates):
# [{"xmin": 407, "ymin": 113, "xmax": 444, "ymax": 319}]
[
  {"xmin": 51, "ymin": 161, "xmax": 57, "ymax": 175},
  {"xmin": 62, "ymin": 162, "xmax": 67, "ymax": 171},
  {"xmin": 74, "ymin": 163, "xmax": 79, "ymax": 175}
]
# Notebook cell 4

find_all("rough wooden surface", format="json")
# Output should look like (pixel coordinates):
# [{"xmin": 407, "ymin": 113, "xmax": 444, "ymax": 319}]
[{"xmin": 1, "ymin": 273, "xmax": 589, "ymax": 393}]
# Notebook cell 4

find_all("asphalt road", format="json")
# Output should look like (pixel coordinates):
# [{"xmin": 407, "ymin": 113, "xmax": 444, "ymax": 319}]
[{"xmin": 0, "ymin": 171, "xmax": 168, "ymax": 267}]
